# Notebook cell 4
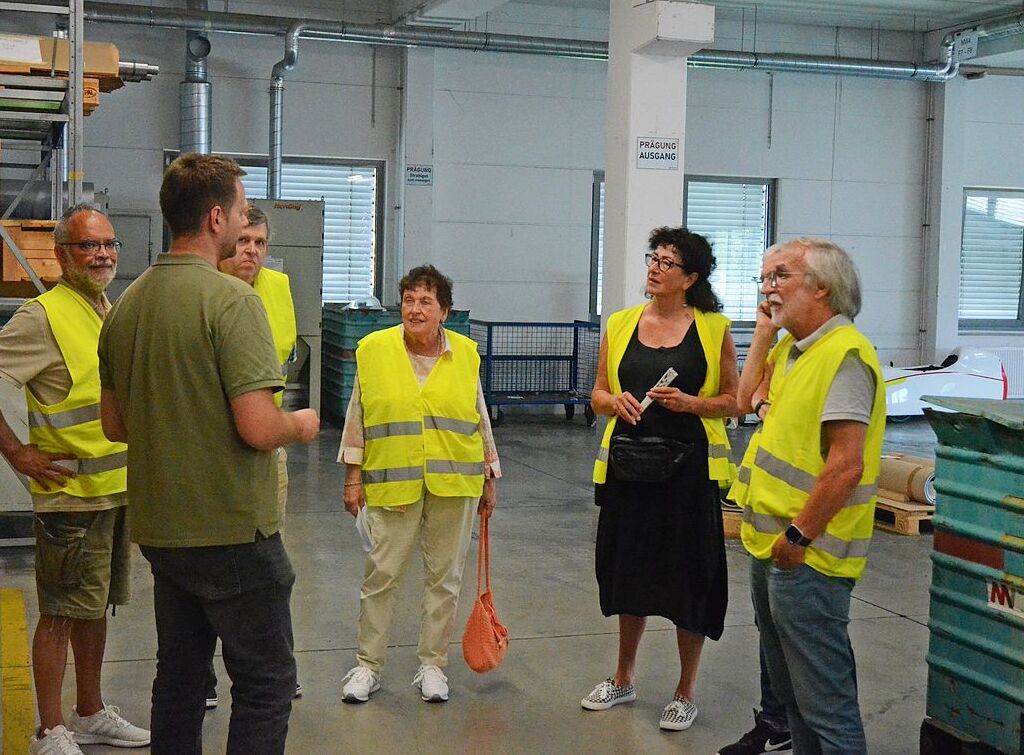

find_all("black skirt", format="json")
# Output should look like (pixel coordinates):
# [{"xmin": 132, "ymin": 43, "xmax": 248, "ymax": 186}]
[{"xmin": 595, "ymin": 440, "xmax": 728, "ymax": 640}]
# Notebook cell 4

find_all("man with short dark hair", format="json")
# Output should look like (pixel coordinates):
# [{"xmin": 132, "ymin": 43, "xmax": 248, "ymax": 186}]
[
  {"xmin": 98, "ymin": 153, "xmax": 320, "ymax": 754},
  {"xmin": 729, "ymin": 238, "xmax": 885, "ymax": 755},
  {"xmin": 0, "ymin": 204, "xmax": 149, "ymax": 754}
]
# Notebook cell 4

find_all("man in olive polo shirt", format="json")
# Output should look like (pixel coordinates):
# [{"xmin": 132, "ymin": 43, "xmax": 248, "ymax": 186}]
[{"xmin": 98, "ymin": 154, "xmax": 319, "ymax": 755}]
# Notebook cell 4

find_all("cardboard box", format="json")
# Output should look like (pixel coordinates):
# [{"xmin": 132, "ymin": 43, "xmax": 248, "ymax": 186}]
[
  {"xmin": 0, "ymin": 33, "xmax": 123, "ymax": 92},
  {"xmin": 1, "ymin": 220, "xmax": 59, "ymax": 283}
]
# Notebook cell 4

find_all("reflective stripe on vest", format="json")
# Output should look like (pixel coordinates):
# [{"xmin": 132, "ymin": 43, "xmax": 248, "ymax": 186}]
[
  {"xmin": 28, "ymin": 403, "xmax": 100, "ymax": 430},
  {"xmin": 27, "ymin": 284, "xmax": 127, "ymax": 498},
  {"xmin": 253, "ymin": 268, "xmax": 297, "ymax": 408},
  {"xmin": 357, "ymin": 325, "xmax": 484, "ymax": 506},
  {"xmin": 593, "ymin": 304, "xmax": 735, "ymax": 487},
  {"xmin": 741, "ymin": 506, "xmax": 872, "ymax": 560},
  {"xmin": 738, "ymin": 325, "xmax": 886, "ymax": 580},
  {"xmin": 753, "ymin": 447, "xmax": 878, "ymax": 506}
]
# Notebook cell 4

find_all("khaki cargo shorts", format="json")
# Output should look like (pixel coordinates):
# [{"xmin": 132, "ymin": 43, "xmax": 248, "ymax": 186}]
[{"xmin": 34, "ymin": 506, "xmax": 131, "ymax": 620}]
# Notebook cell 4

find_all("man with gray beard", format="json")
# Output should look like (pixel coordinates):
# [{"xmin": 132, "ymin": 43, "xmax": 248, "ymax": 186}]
[{"xmin": 0, "ymin": 204, "xmax": 150, "ymax": 754}]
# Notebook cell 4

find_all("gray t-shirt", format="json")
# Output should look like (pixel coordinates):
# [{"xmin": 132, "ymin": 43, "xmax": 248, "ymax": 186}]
[{"xmin": 787, "ymin": 314, "xmax": 876, "ymax": 454}]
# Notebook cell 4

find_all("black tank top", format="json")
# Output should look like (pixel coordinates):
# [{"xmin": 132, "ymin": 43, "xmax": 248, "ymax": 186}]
[{"xmin": 615, "ymin": 320, "xmax": 708, "ymax": 443}]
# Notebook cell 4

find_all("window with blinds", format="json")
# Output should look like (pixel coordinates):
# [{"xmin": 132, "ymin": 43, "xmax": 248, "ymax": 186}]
[
  {"xmin": 590, "ymin": 176, "xmax": 773, "ymax": 322},
  {"xmin": 239, "ymin": 161, "xmax": 381, "ymax": 303},
  {"xmin": 959, "ymin": 189, "xmax": 1024, "ymax": 329},
  {"xmin": 684, "ymin": 178, "xmax": 774, "ymax": 323}
]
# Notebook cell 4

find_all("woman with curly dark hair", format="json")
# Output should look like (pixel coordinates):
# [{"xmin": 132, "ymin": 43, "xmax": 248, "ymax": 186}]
[{"xmin": 581, "ymin": 226, "xmax": 738, "ymax": 733}]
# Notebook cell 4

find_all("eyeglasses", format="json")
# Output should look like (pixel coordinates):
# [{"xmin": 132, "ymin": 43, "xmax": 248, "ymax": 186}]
[
  {"xmin": 752, "ymin": 270, "xmax": 810, "ymax": 288},
  {"xmin": 645, "ymin": 253, "xmax": 685, "ymax": 273},
  {"xmin": 61, "ymin": 239, "xmax": 122, "ymax": 253}
]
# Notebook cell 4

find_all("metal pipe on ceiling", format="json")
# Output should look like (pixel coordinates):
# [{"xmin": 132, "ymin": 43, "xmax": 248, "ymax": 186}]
[
  {"xmin": 268, "ymin": 21, "xmax": 307, "ymax": 199},
  {"xmin": 83, "ymin": 1, "xmax": 988, "ymax": 82}
]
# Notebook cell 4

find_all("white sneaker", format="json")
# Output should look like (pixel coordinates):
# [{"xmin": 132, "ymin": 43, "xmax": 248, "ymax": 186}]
[
  {"xmin": 29, "ymin": 726, "xmax": 83, "ymax": 755},
  {"xmin": 341, "ymin": 666, "xmax": 380, "ymax": 703},
  {"xmin": 659, "ymin": 696, "xmax": 698, "ymax": 731},
  {"xmin": 411, "ymin": 664, "xmax": 449, "ymax": 702},
  {"xmin": 66, "ymin": 705, "xmax": 150, "ymax": 747}
]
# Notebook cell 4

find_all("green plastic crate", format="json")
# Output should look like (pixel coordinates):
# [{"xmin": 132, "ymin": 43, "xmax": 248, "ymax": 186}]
[{"xmin": 320, "ymin": 306, "xmax": 470, "ymax": 425}]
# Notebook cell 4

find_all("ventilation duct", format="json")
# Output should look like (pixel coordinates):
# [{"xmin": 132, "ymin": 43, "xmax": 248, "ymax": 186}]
[{"xmin": 180, "ymin": 0, "xmax": 212, "ymax": 155}]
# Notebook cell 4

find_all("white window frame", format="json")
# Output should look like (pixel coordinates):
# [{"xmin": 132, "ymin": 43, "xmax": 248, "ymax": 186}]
[
  {"xmin": 682, "ymin": 175, "xmax": 775, "ymax": 326},
  {"xmin": 959, "ymin": 188, "xmax": 1024, "ymax": 332},
  {"xmin": 590, "ymin": 175, "xmax": 774, "ymax": 324},
  {"xmin": 163, "ymin": 151, "xmax": 386, "ymax": 304}
]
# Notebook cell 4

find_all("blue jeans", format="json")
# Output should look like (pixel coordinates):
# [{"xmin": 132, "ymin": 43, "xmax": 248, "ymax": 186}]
[
  {"xmin": 750, "ymin": 557, "xmax": 865, "ymax": 755},
  {"xmin": 758, "ymin": 640, "xmax": 789, "ymax": 732},
  {"xmin": 141, "ymin": 533, "xmax": 297, "ymax": 755}
]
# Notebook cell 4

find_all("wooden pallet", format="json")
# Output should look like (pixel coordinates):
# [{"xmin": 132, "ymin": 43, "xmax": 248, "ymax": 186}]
[
  {"xmin": 874, "ymin": 497, "xmax": 934, "ymax": 536},
  {"xmin": 722, "ymin": 507, "xmax": 742, "ymax": 539}
]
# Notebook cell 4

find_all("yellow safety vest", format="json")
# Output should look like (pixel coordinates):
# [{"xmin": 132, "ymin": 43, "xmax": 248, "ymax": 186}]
[
  {"xmin": 727, "ymin": 343, "xmax": 783, "ymax": 507},
  {"xmin": 357, "ymin": 325, "xmax": 484, "ymax": 507},
  {"xmin": 253, "ymin": 268, "xmax": 297, "ymax": 408},
  {"xmin": 738, "ymin": 325, "xmax": 885, "ymax": 580},
  {"xmin": 26, "ymin": 283, "xmax": 127, "ymax": 498},
  {"xmin": 593, "ymin": 303, "xmax": 736, "ymax": 487}
]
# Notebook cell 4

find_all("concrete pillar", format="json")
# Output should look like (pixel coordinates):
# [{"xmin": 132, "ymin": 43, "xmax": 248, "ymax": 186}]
[
  {"xmin": 396, "ymin": 47, "xmax": 436, "ymax": 303},
  {"xmin": 924, "ymin": 77, "xmax": 966, "ymax": 360},
  {"xmin": 602, "ymin": 1, "xmax": 715, "ymax": 319}
]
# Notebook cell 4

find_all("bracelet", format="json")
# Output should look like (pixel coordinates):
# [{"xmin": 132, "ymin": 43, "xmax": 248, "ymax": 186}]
[{"xmin": 753, "ymin": 398, "xmax": 771, "ymax": 418}]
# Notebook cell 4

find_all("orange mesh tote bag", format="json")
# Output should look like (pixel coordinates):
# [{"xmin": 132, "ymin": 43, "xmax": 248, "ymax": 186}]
[{"xmin": 462, "ymin": 513, "xmax": 509, "ymax": 672}]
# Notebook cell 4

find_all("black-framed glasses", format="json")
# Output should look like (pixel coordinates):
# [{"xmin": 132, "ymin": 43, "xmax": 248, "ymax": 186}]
[
  {"xmin": 61, "ymin": 239, "xmax": 122, "ymax": 253},
  {"xmin": 752, "ymin": 270, "xmax": 809, "ymax": 288},
  {"xmin": 645, "ymin": 252, "xmax": 685, "ymax": 272}
]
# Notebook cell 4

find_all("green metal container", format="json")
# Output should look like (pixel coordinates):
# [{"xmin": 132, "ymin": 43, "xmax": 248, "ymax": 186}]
[
  {"xmin": 320, "ymin": 305, "xmax": 470, "ymax": 425},
  {"xmin": 922, "ymin": 397, "xmax": 1024, "ymax": 754}
]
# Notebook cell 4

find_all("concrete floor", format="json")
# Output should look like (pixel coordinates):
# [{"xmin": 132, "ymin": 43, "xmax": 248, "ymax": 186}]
[{"xmin": 0, "ymin": 414, "xmax": 941, "ymax": 754}]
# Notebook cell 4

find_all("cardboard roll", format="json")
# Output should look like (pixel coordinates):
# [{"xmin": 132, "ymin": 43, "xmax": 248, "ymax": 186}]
[{"xmin": 879, "ymin": 456, "xmax": 936, "ymax": 505}]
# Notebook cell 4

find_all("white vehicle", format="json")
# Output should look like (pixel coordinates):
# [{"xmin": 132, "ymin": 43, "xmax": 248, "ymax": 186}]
[{"xmin": 883, "ymin": 349, "xmax": 1007, "ymax": 418}]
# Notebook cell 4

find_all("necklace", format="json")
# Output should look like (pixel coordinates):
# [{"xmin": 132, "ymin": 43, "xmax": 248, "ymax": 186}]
[{"xmin": 405, "ymin": 330, "xmax": 443, "ymax": 358}]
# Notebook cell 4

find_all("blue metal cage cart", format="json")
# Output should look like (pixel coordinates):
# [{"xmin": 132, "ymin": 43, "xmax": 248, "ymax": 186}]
[{"xmin": 469, "ymin": 319, "xmax": 600, "ymax": 426}]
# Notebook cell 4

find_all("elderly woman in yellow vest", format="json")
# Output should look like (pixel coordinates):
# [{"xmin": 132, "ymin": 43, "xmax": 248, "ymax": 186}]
[
  {"xmin": 337, "ymin": 265, "xmax": 499, "ymax": 705},
  {"xmin": 581, "ymin": 226, "xmax": 738, "ymax": 734}
]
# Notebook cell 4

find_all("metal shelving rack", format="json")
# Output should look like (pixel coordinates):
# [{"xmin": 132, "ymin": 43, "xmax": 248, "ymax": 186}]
[{"xmin": 0, "ymin": 0, "xmax": 85, "ymax": 295}]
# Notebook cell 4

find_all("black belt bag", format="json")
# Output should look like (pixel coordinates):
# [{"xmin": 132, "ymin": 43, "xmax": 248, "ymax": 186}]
[{"xmin": 608, "ymin": 435, "xmax": 695, "ymax": 483}]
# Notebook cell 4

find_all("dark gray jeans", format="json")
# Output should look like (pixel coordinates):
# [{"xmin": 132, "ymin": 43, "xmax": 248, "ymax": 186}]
[{"xmin": 141, "ymin": 533, "xmax": 296, "ymax": 755}]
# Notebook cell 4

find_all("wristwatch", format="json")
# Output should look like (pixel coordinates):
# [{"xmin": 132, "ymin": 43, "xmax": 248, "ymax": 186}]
[
  {"xmin": 784, "ymin": 524, "xmax": 812, "ymax": 547},
  {"xmin": 753, "ymin": 398, "xmax": 771, "ymax": 419}
]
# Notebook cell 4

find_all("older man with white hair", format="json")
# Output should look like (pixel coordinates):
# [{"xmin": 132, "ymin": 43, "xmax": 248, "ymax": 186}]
[{"xmin": 730, "ymin": 238, "xmax": 885, "ymax": 755}]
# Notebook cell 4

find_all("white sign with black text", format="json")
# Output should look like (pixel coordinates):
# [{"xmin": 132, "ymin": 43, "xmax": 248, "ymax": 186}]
[
  {"xmin": 405, "ymin": 164, "xmax": 433, "ymax": 186},
  {"xmin": 636, "ymin": 137, "xmax": 679, "ymax": 171}
]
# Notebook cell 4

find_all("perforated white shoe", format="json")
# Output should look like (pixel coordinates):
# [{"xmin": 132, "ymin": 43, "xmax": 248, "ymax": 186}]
[
  {"xmin": 66, "ymin": 705, "xmax": 150, "ymax": 747},
  {"xmin": 412, "ymin": 664, "xmax": 449, "ymax": 702},
  {"xmin": 29, "ymin": 726, "xmax": 83, "ymax": 755},
  {"xmin": 341, "ymin": 666, "xmax": 380, "ymax": 703}
]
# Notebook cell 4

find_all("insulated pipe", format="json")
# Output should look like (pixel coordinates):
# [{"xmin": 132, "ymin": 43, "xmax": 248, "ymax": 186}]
[
  {"xmin": 83, "ymin": 2, "xmax": 979, "ymax": 81},
  {"xmin": 689, "ymin": 47, "xmax": 957, "ymax": 82},
  {"xmin": 268, "ymin": 21, "xmax": 307, "ymax": 199},
  {"xmin": 180, "ymin": 0, "xmax": 212, "ymax": 155}
]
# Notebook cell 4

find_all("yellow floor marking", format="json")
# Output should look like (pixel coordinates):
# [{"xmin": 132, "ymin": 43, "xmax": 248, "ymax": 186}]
[{"xmin": 1, "ymin": 588, "xmax": 34, "ymax": 755}]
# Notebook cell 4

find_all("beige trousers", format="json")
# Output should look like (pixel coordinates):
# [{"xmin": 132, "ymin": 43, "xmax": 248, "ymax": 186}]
[{"xmin": 355, "ymin": 491, "xmax": 477, "ymax": 672}]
